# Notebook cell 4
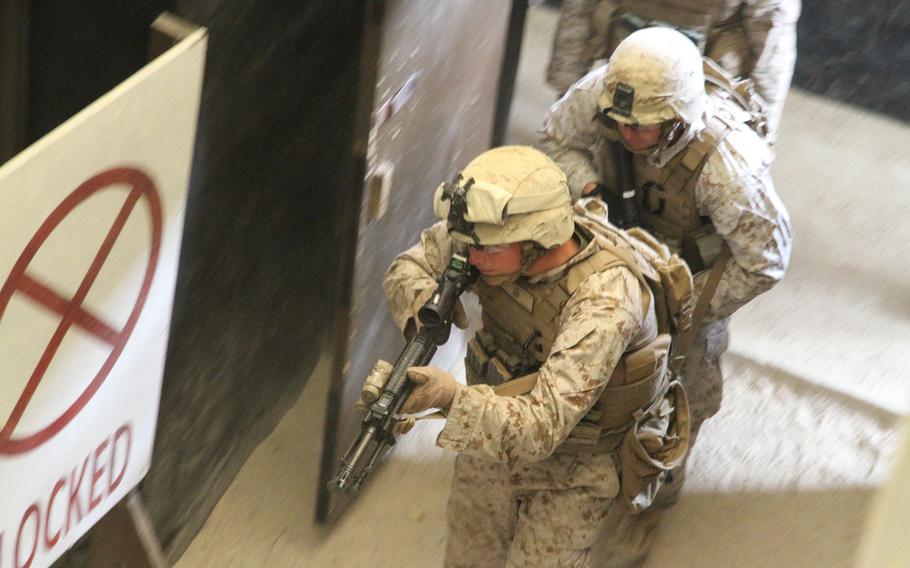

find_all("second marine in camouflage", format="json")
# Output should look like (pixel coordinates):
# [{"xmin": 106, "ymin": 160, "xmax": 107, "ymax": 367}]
[{"xmin": 541, "ymin": 27, "xmax": 792, "ymax": 566}]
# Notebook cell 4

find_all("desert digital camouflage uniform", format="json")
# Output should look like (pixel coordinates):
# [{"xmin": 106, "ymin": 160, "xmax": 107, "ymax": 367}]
[
  {"xmin": 542, "ymin": 28, "xmax": 792, "ymax": 566},
  {"xmin": 546, "ymin": 0, "xmax": 801, "ymax": 139},
  {"xmin": 541, "ymin": 68, "xmax": 791, "ymax": 329},
  {"xmin": 383, "ymin": 207, "xmax": 667, "ymax": 567}
]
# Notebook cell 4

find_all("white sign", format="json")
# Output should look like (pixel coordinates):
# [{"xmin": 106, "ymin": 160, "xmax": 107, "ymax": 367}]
[{"xmin": 0, "ymin": 30, "xmax": 207, "ymax": 568}]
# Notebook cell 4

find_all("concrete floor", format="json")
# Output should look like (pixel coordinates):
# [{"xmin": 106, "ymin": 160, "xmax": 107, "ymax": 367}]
[{"xmin": 175, "ymin": 6, "xmax": 910, "ymax": 567}]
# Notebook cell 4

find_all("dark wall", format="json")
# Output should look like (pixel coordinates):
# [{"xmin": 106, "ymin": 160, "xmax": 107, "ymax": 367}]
[
  {"xmin": 0, "ymin": 1, "xmax": 31, "ymax": 162},
  {"xmin": 493, "ymin": 0, "xmax": 530, "ymax": 146},
  {"xmin": 793, "ymin": 0, "xmax": 909, "ymax": 121},
  {"xmin": 142, "ymin": 0, "xmax": 373, "ymax": 558},
  {"xmin": 27, "ymin": 0, "xmax": 172, "ymax": 142}
]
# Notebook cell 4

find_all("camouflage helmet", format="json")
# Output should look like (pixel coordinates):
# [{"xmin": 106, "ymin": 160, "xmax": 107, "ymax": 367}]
[
  {"xmin": 598, "ymin": 27, "xmax": 705, "ymax": 126},
  {"xmin": 433, "ymin": 146, "xmax": 573, "ymax": 249}
]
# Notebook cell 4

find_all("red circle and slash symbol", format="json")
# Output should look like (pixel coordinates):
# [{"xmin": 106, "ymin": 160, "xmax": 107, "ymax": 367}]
[{"xmin": 0, "ymin": 167, "xmax": 162, "ymax": 455}]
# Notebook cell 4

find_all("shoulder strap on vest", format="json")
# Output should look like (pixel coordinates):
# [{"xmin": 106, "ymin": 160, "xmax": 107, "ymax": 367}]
[
  {"xmin": 569, "ymin": 247, "xmax": 653, "ymax": 322},
  {"xmin": 662, "ymin": 116, "xmax": 733, "ymax": 197},
  {"xmin": 566, "ymin": 250, "xmax": 626, "ymax": 292}
]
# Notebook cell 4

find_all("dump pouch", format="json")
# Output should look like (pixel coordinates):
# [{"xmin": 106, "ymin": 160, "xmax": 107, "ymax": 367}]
[{"xmin": 620, "ymin": 380, "xmax": 690, "ymax": 513}]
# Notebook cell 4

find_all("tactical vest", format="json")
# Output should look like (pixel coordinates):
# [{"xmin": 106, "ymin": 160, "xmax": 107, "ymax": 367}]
[
  {"xmin": 597, "ymin": 113, "xmax": 734, "ymax": 272},
  {"xmin": 606, "ymin": 0, "xmax": 748, "ymax": 76},
  {"xmin": 465, "ymin": 232, "xmax": 673, "ymax": 455},
  {"xmin": 634, "ymin": 115, "xmax": 734, "ymax": 271}
]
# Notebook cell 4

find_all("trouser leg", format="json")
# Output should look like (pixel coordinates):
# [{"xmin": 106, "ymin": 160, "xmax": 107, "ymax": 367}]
[
  {"xmin": 444, "ymin": 454, "xmax": 518, "ymax": 568},
  {"xmin": 595, "ymin": 425, "xmax": 705, "ymax": 568},
  {"xmin": 505, "ymin": 486, "xmax": 616, "ymax": 568},
  {"xmin": 680, "ymin": 319, "xmax": 730, "ymax": 429}
]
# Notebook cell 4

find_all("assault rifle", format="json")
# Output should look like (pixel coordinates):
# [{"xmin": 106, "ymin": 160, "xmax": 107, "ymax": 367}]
[
  {"xmin": 593, "ymin": 141, "xmax": 639, "ymax": 229},
  {"xmin": 592, "ymin": 108, "xmax": 640, "ymax": 229},
  {"xmin": 611, "ymin": 141, "xmax": 640, "ymax": 229},
  {"xmin": 328, "ymin": 251, "xmax": 476, "ymax": 496}
]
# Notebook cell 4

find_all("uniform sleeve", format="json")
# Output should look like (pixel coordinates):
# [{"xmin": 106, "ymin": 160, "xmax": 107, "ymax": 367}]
[
  {"xmin": 540, "ymin": 67, "xmax": 609, "ymax": 201},
  {"xmin": 382, "ymin": 221, "xmax": 453, "ymax": 333},
  {"xmin": 742, "ymin": 0, "xmax": 801, "ymax": 138},
  {"xmin": 695, "ymin": 131, "xmax": 793, "ymax": 320},
  {"xmin": 546, "ymin": 0, "xmax": 599, "ymax": 95},
  {"xmin": 437, "ymin": 266, "xmax": 643, "ymax": 463}
]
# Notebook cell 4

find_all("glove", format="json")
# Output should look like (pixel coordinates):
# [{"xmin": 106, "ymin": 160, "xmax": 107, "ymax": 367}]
[
  {"xmin": 404, "ymin": 298, "xmax": 469, "ymax": 340},
  {"xmin": 401, "ymin": 366, "xmax": 459, "ymax": 414},
  {"xmin": 393, "ymin": 415, "xmax": 417, "ymax": 436},
  {"xmin": 356, "ymin": 360, "xmax": 423, "ymax": 437}
]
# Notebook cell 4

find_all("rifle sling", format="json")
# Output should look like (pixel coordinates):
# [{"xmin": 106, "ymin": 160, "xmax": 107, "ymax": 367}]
[{"xmin": 672, "ymin": 245, "xmax": 730, "ymax": 366}]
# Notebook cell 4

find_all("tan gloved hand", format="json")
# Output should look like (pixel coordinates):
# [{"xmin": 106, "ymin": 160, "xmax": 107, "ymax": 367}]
[
  {"xmin": 404, "ymin": 298, "xmax": 469, "ymax": 339},
  {"xmin": 393, "ymin": 415, "xmax": 417, "ymax": 436},
  {"xmin": 401, "ymin": 366, "xmax": 459, "ymax": 414}
]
